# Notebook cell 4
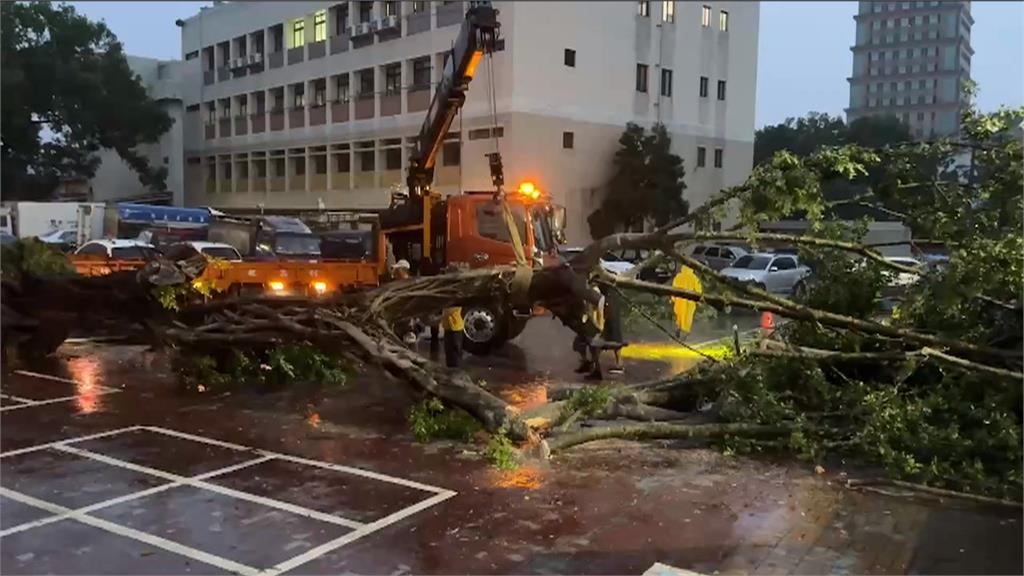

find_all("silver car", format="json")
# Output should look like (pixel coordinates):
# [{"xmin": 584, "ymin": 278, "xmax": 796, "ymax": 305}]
[
  {"xmin": 721, "ymin": 253, "xmax": 811, "ymax": 295},
  {"xmin": 692, "ymin": 244, "xmax": 748, "ymax": 271}
]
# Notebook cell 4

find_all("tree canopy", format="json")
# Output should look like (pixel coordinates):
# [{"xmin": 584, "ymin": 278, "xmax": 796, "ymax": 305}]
[
  {"xmin": 754, "ymin": 112, "xmax": 913, "ymax": 166},
  {"xmin": 588, "ymin": 123, "xmax": 688, "ymax": 238},
  {"xmin": 1, "ymin": 2, "xmax": 172, "ymax": 199}
]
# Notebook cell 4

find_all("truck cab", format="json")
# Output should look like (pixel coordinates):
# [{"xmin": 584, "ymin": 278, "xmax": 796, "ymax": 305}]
[{"xmin": 208, "ymin": 215, "xmax": 321, "ymax": 261}]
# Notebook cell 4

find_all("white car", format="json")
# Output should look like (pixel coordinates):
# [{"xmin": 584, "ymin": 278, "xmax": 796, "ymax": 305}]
[
  {"xmin": 74, "ymin": 239, "xmax": 159, "ymax": 260},
  {"xmin": 166, "ymin": 241, "xmax": 243, "ymax": 262},
  {"xmin": 558, "ymin": 247, "xmax": 634, "ymax": 276},
  {"xmin": 721, "ymin": 253, "xmax": 811, "ymax": 295},
  {"xmin": 882, "ymin": 256, "xmax": 923, "ymax": 287}
]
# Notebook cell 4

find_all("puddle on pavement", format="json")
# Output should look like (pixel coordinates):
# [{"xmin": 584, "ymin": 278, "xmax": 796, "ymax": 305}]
[
  {"xmin": 488, "ymin": 465, "xmax": 546, "ymax": 490},
  {"xmin": 66, "ymin": 356, "xmax": 106, "ymax": 414}
]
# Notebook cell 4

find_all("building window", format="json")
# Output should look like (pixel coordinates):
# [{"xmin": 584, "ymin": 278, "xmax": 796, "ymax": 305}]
[
  {"xmin": 336, "ymin": 154, "xmax": 351, "ymax": 173},
  {"xmin": 713, "ymin": 148, "xmax": 723, "ymax": 168},
  {"xmin": 442, "ymin": 141, "xmax": 460, "ymax": 166},
  {"xmin": 660, "ymin": 68, "xmax": 672, "ymax": 97},
  {"xmin": 636, "ymin": 63, "xmax": 649, "ymax": 93},
  {"xmin": 314, "ymin": 10, "xmax": 327, "ymax": 42},
  {"xmin": 314, "ymin": 82, "xmax": 326, "ymax": 106},
  {"xmin": 562, "ymin": 131, "xmax": 574, "ymax": 149},
  {"xmin": 384, "ymin": 1, "xmax": 399, "ymax": 17},
  {"xmin": 564, "ymin": 48, "xmax": 576, "ymax": 67},
  {"xmin": 719, "ymin": 10, "xmax": 729, "ymax": 31},
  {"xmin": 384, "ymin": 63, "xmax": 401, "ymax": 95},
  {"xmin": 637, "ymin": 0, "xmax": 649, "ymax": 17},
  {"xmin": 294, "ymin": 157, "xmax": 306, "ymax": 176},
  {"xmin": 311, "ymin": 156, "xmax": 325, "ymax": 175},
  {"xmin": 336, "ymin": 75, "xmax": 350, "ymax": 101},
  {"xmin": 696, "ymin": 146, "xmax": 706, "ymax": 167},
  {"xmin": 701, "ymin": 5, "xmax": 711, "ymax": 27},
  {"xmin": 359, "ymin": 150, "xmax": 375, "ymax": 171},
  {"xmin": 238, "ymin": 98, "xmax": 248, "ymax": 116},
  {"xmin": 358, "ymin": 69, "xmax": 374, "ymax": 98},
  {"xmin": 385, "ymin": 148, "xmax": 401, "ymax": 170},
  {"xmin": 699, "ymin": 76, "xmax": 708, "ymax": 98},
  {"xmin": 293, "ymin": 84, "xmax": 305, "ymax": 108},
  {"xmin": 412, "ymin": 57, "xmax": 431, "ymax": 89},
  {"xmin": 412, "ymin": 1, "xmax": 428, "ymax": 13},
  {"xmin": 359, "ymin": 1, "xmax": 373, "ymax": 24},
  {"xmin": 292, "ymin": 19, "xmax": 305, "ymax": 46},
  {"xmin": 717, "ymin": 80, "xmax": 726, "ymax": 100},
  {"xmin": 662, "ymin": 1, "xmax": 674, "ymax": 22}
]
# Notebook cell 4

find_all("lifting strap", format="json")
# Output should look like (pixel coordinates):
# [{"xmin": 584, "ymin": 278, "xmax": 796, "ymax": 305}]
[{"xmin": 499, "ymin": 197, "xmax": 532, "ymax": 311}]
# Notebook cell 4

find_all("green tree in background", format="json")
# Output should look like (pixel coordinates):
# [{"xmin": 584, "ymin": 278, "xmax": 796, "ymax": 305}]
[
  {"xmin": 754, "ymin": 112, "xmax": 912, "ymax": 166},
  {"xmin": 588, "ymin": 123, "xmax": 688, "ymax": 239},
  {"xmin": 1, "ymin": 2, "xmax": 173, "ymax": 199}
]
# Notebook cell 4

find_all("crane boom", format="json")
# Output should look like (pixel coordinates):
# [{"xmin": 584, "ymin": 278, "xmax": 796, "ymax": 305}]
[{"xmin": 406, "ymin": 2, "xmax": 500, "ymax": 198}]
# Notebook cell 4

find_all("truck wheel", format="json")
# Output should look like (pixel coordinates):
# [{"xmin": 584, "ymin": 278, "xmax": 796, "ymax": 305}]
[{"xmin": 462, "ymin": 303, "xmax": 508, "ymax": 356}]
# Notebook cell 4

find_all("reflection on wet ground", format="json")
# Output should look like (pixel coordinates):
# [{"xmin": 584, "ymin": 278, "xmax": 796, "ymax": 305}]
[{"xmin": 0, "ymin": 314, "xmax": 1020, "ymax": 575}]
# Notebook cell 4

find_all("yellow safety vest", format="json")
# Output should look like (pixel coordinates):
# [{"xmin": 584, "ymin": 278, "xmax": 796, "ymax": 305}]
[
  {"xmin": 442, "ymin": 307, "xmax": 464, "ymax": 332},
  {"xmin": 672, "ymin": 267, "xmax": 702, "ymax": 333}
]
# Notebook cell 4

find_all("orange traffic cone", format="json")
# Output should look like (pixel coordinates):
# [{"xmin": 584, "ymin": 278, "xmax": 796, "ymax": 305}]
[{"xmin": 760, "ymin": 311, "xmax": 775, "ymax": 332}]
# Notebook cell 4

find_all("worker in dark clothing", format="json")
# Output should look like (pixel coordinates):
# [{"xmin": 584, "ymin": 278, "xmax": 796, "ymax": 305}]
[
  {"xmin": 441, "ymin": 306, "xmax": 464, "ymax": 368},
  {"xmin": 573, "ymin": 283, "xmax": 625, "ymax": 380}
]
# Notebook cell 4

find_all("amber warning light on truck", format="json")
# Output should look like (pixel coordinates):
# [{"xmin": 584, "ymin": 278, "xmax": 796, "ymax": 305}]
[{"xmin": 516, "ymin": 181, "xmax": 542, "ymax": 201}]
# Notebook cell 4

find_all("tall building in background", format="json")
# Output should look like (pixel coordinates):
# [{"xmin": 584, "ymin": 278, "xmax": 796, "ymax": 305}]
[
  {"xmin": 178, "ymin": 1, "xmax": 759, "ymax": 243},
  {"xmin": 847, "ymin": 1, "xmax": 972, "ymax": 139}
]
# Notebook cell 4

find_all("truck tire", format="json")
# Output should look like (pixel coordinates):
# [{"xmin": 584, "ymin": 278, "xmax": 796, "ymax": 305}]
[{"xmin": 461, "ymin": 302, "xmax": 509, "ymax": 356}]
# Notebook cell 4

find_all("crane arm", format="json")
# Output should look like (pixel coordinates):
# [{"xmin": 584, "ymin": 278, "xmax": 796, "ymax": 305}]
[{"xmin": 406, "ymin": 2, "xmax": 500, "ymax": 198}]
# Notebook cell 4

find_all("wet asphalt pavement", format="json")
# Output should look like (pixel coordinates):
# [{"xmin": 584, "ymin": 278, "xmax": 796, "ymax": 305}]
[{"xmin": 1, "ymin": 313, "xmax": 1021, "ymax": 575}]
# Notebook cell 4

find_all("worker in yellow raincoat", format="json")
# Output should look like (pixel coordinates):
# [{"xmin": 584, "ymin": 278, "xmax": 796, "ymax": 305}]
[{"xmin": 672, "ymin": 265, "xmax": 702, "ymax": 338}]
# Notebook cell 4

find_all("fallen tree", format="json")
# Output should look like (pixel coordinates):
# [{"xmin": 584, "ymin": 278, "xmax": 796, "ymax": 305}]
[{"xmin": 2, "ymin": 102, "xmax": 1021, "ymax": 499}]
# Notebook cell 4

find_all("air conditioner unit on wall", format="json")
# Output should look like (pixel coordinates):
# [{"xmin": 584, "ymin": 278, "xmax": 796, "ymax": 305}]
[
  {"xmin": 379, "ymin": 15, "xmax": 399, "ymax": 30},
  {"xmin": 357, "ymin": 21, "xmax": 373, "ymax": 36},
  {"xmin": 249, "ymin": 53, "xmax": 263, "ymax": 65}
]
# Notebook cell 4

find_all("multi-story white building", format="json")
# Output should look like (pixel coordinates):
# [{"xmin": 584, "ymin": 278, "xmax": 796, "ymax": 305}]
[{"xmin": 180, "ymin": 1, "xmax": 758, "ymax": 244}]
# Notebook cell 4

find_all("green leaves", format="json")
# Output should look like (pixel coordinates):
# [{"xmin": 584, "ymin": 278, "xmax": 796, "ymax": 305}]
[
  {"xmin": 1, "ymin": 2, "xmax": 173, "ymax": 199},
  {"xmin": 589, "ymin": 122, "xmax": 689, "ymax": 237}
]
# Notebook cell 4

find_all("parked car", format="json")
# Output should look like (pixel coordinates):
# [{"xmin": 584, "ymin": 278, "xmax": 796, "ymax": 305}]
[
  {"xmin": 608, "ymin": 248, "xmax": 675, "ymax": 283},
  {"xmin": 721, "ymin": 253, "xmax": 811, "ymax": 295},
  {"xmin": 0, "ymin": 232, "xmax": 17, "ymax": 245},
  {"xmin": 37, "ymin": 229, "xmax": 79, "ymax": 253},
  {"xmin": 692, "ymin": 244, "xmax": 748, "ymax": 271},
  {"xmin": 74, "ymin": 239, "xmax": 159, "ymax": 260},
  {"xmin": 558, "ymin": 247, "xmax": 633, "ymax": 276},
  {"xmin": 164, "ymin": 241, "xmax": 243, "ymax": 262}
]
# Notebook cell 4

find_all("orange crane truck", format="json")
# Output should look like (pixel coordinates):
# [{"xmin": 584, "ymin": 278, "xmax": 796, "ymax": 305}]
[{"xmin": 380, "ymin": 2, "xmax": 566, "ymax": 354}]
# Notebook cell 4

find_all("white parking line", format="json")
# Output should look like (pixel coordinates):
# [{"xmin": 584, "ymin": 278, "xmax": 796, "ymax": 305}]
[
  {"xmin": 0, "ymin": 390, "xmax": 122, "ymax": 412},
  {"xmin": 142, "ymin": 426, "xmax": 450, "ymax": 494},
  {"xmin": 55, "ymin": 445, "xmax": 365, "ymax": 530},
  {"xmin": 0, "ymin": 455, "xmax": 276, "ymax": 538},
  {"xmin": 0, "ymin": 393, "xmax": 36, "ymax": 404},
  {"xmin": 12, "ymin": 370, "xmax": 121, "ymax": 392},
  {"xmin": 262, "ymin": 489, "xmax": 457, "ymax": 576},
  {"xmin": 0, "ymin": 486, "xmax": 262, "ymax": 576},
  {"xmin": 0, "ymin": 426, "xmax": 142, "ymax": 459},
  {"xmin": 1, "ymin": 425, "xmax": 457, "ymax": 575}
]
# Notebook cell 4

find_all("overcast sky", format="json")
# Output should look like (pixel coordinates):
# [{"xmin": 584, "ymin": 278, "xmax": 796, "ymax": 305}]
[{"xmin": 73, "ymin": 1, "xmax": 1023, "ymax": 127}]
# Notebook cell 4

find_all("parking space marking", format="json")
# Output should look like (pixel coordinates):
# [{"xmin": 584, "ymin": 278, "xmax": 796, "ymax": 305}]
[
  {"xmin": 262, "ymin": 489, "xmax": 457, "ymax": 576},
  {"xmin": 1, "ymin": 371, "xmax": 121, "ymax": 413},
  {"xmin": 0, "ymin": 455, "xmax": 276, "ymax": 538},
  {"xmin": 142, "ymin": 426, "xmax": 451, "ymax": 494},
  {"xmin": 54, "ymin": 444, "xmax": 366, "ymax": 530},
  {"xmin": 0, "ymin": 393, "xmax": 35, "ymax": 404},
  {"xmin": 0, "ymin": 426, "xmax": 142, "ymax": 459},
  {"xmin": 0, "ymin": 391, "xmax": 122, "ymax": 412},
  {"xmin": 1, "ymin": 425, "xmax": 456, "ymax": 575},
  {"xmin": 13, "ymin": 370, "xmax": 119, "ymax": 392},
  {"xmin": 0, "ymin": 486, "xmax": 262, "ymax": 576}
]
